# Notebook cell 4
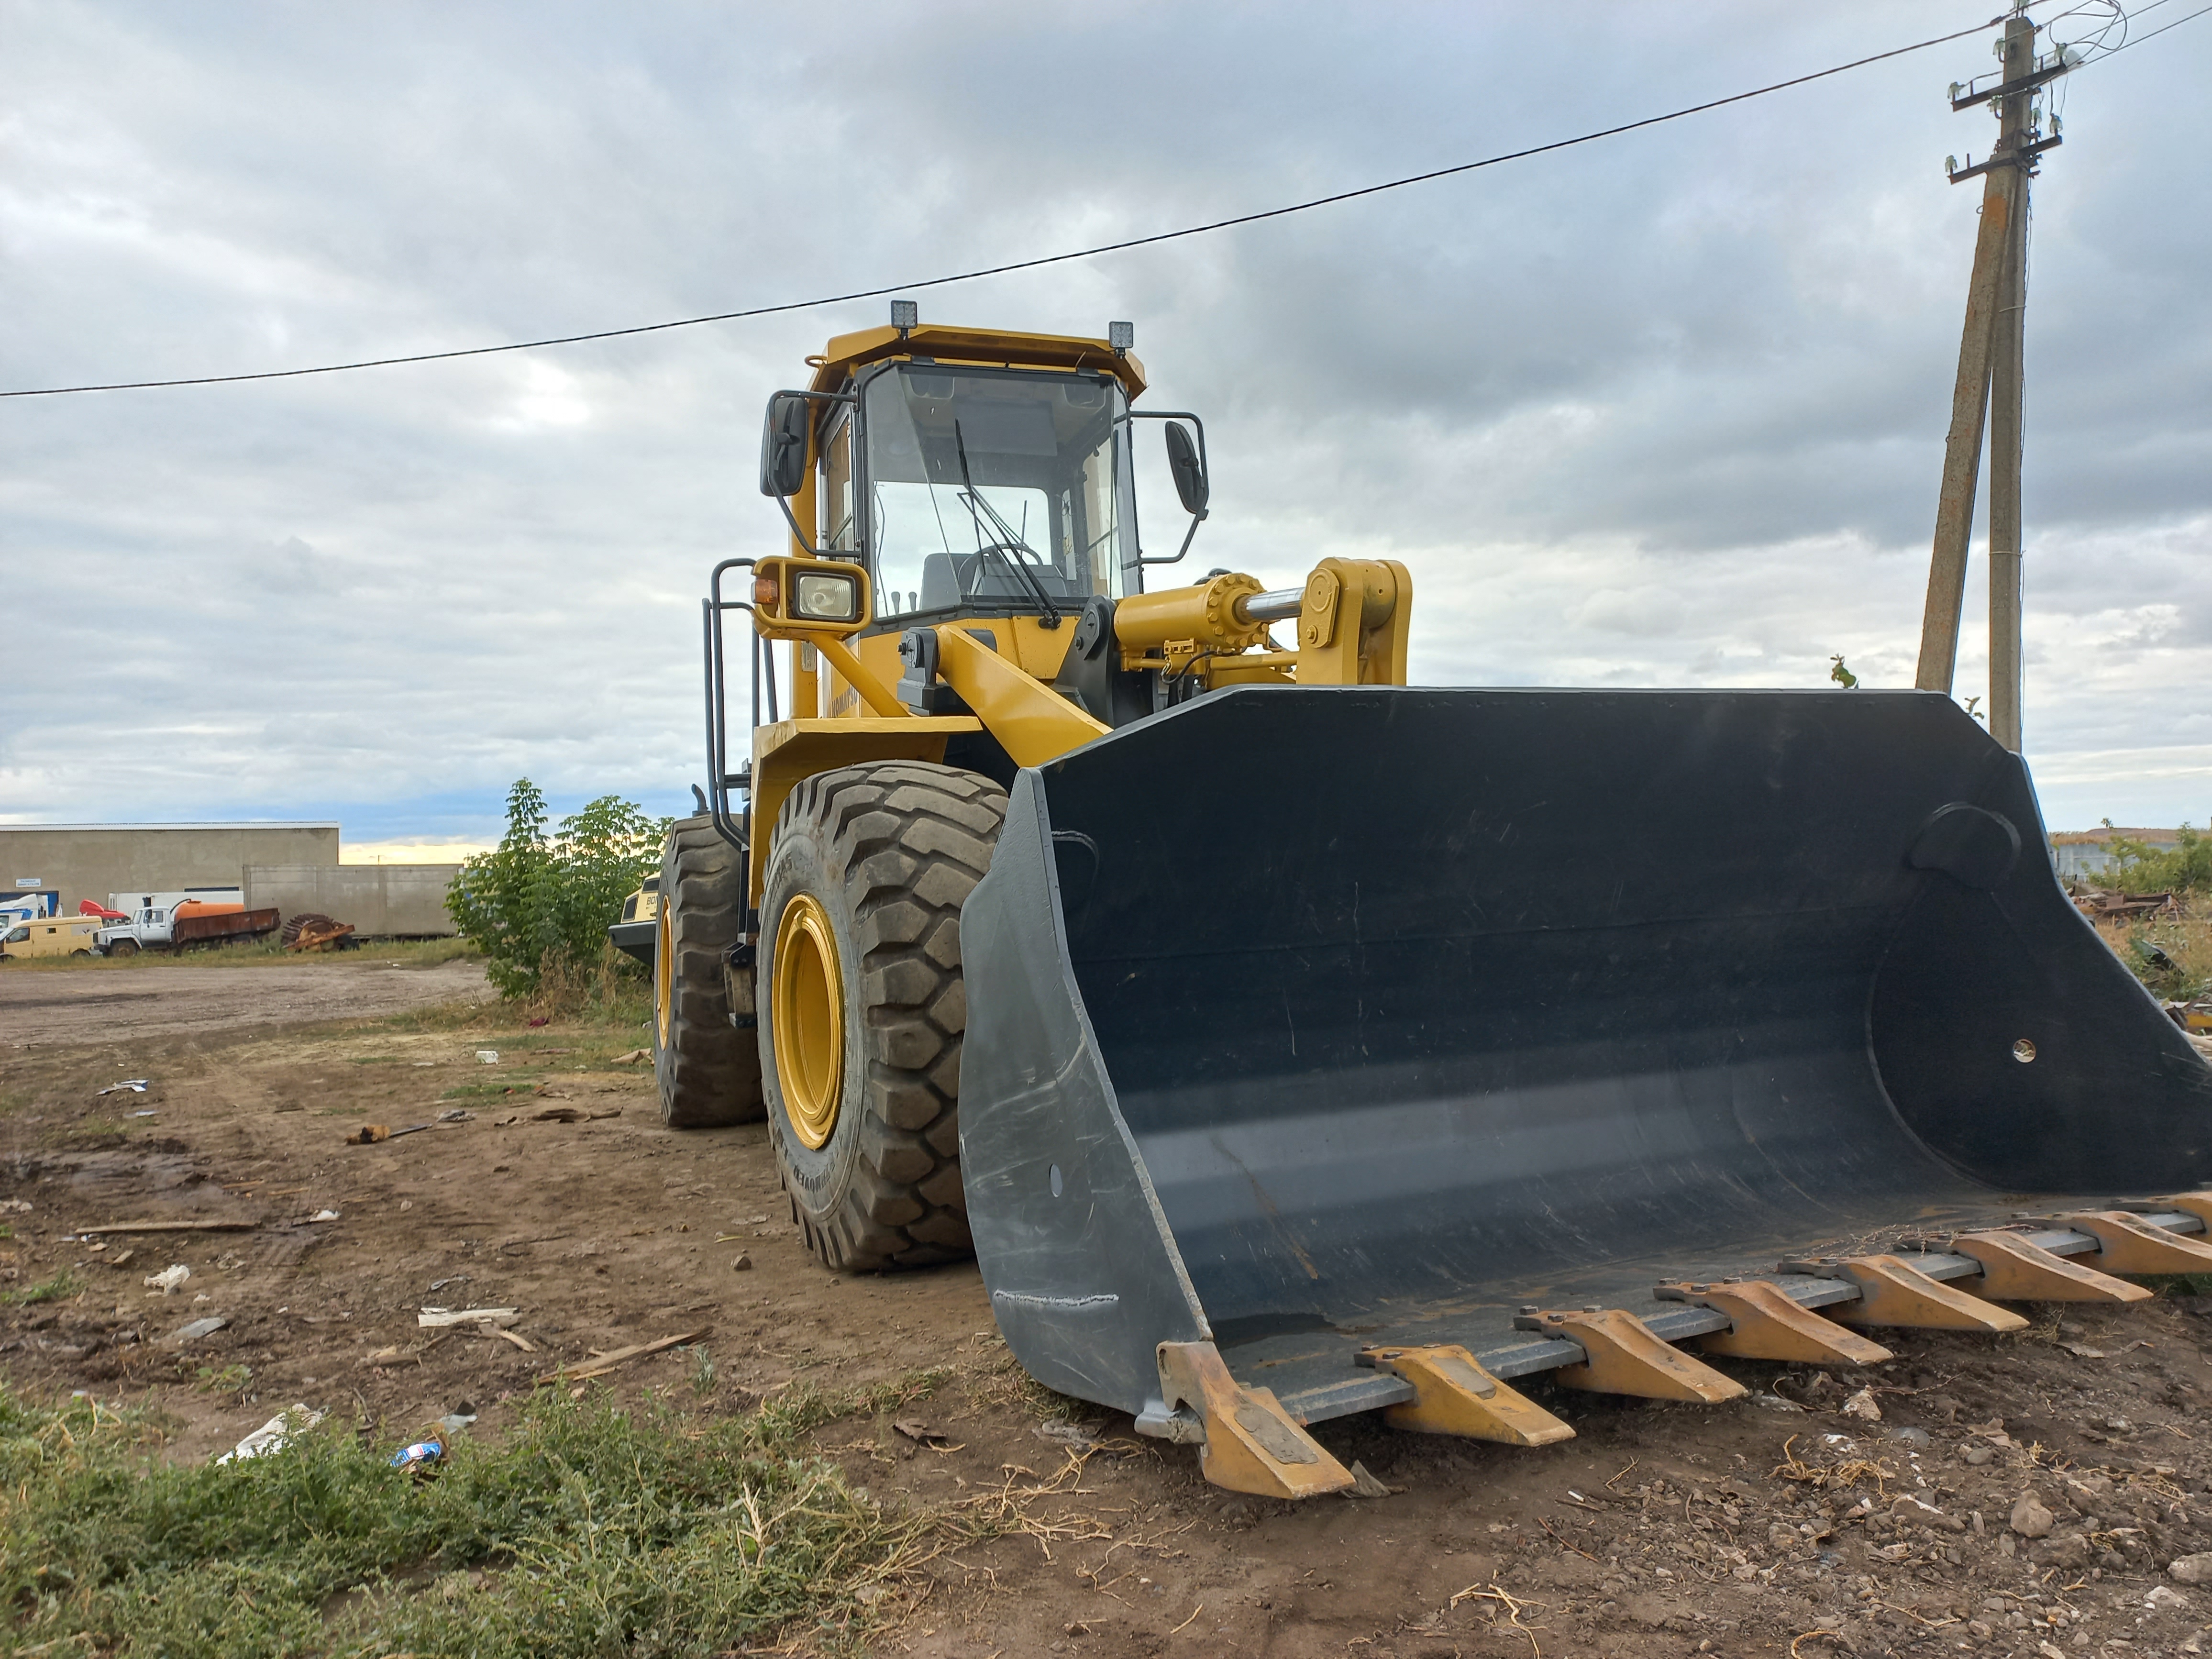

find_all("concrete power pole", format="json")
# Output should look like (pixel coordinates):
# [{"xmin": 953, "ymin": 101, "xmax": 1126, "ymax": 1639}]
[{"xmin": 1914, "ymin": 7, "xmax": 2067, "ymax": 752}]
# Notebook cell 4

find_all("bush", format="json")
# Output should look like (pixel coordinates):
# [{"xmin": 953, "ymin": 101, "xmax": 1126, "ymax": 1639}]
[
  {"xmin": 448, "ymin": 780, "xmax": 668, "ymax": 999},
  {"xmin": 2105, "ymin": 823, "xmax": 2212, "ymax": 895}
]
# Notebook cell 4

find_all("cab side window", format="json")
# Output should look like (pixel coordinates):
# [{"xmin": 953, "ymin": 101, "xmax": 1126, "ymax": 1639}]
[{"xmin": 821, "ymin": 411, "xmax": 855, "ymax": 554}]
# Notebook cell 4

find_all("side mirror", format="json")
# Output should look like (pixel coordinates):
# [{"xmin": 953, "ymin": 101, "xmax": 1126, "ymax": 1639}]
[
  {"xmin": 1164, "ymin": 421, "xmax": 1208, "ymax": 516},
  {"xmin": 758, "ymin": 392, "xmax": 812, "ymax": 498}
]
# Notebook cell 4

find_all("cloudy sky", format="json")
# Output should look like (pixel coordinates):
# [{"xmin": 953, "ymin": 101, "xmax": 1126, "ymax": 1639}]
[{"xmin": 4, "ymin": 0, "xmax": 2207, "ymax": 852}]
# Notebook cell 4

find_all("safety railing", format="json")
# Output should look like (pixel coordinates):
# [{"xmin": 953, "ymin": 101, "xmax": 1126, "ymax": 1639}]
[{"xmin": 702, "ymin": 558, "xmax": 777, "ymax": 863}]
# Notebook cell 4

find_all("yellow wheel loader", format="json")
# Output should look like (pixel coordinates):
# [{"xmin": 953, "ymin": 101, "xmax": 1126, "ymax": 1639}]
[{"xmin": 655, "ymin": 307, "xmax": 2212, "ymax": 1499}]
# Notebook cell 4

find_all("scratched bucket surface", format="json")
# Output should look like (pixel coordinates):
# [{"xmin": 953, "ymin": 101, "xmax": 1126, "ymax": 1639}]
[{"xmin": 957, "ymin": 686, "xmax": 2212, "ymax": 1424}]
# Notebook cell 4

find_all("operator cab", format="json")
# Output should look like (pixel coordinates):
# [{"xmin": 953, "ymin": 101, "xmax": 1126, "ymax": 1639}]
[
  {"xmin": 758, "ymin": 311, "xmax": 1209, "ymax": 639},
  {"xmin": 837, "ymin": 363, "xmax": 1132, "ymax": 625}
]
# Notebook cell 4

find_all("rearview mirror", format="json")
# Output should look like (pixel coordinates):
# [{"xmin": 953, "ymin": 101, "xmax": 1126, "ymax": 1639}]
[
  {"xmin": 758, "ymin": 392, "xmax": 812, "ymax": 498},
  {"xmin": 1164, "ymin": 421, "xmax": 1208, "ymax": 516}
]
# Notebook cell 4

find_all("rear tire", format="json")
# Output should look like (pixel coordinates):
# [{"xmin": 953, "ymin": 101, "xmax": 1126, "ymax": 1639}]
[
  {"xmin": 69, "ymin": 950, "xmax": 90, "ymax": 959},
  {"xmin": 758, "ymin": 761, "xmax": 1006, "ymax": 1272},
  {"xmin": 654, "ymin": 815, "xmax": 764, "ymax": 1128}
]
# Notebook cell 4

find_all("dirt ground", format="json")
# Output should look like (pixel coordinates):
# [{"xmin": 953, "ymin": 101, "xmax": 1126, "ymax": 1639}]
[
  {"xmin": 0, "ymin": 956, "xmax": 494, "ymax": 1046},
  {"xmin": 6, "ymin": 963, "xmax": 2212, "ymax": 1658}
]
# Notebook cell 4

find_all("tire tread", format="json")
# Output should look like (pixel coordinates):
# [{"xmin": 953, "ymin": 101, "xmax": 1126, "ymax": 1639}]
[
  {"xmin": 763, "ymin": 761, "xmax": 1004, "ymax": 1271},
  {"xmin": 656, "ymin": 816, "xmax": 764, "ymax": 1128}
]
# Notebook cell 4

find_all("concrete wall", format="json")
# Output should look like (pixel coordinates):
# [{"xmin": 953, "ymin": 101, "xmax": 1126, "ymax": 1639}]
[
  {"xmin": 0, "ymin": 823, "xmax": 339, "ymax": 915},
  {"xmin": 243, "ymin": 864, "xmax": 460, "ymax": 937}
]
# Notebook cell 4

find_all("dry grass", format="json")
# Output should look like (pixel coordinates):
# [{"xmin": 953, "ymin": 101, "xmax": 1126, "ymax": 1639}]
[
  {"xmin": 5, "ymin": 935, "xmax": 480, "ymax": 972},
  {"xmin": 960, "ymin": 1330, "xmax": 1095, "ymax": 1425},
  {"xmin": 2090, "ymin": 905, "xmax": 2211, "ymax": 1004},
  {"xmin": 1771, "ymin": 1434, "xmax": 1898, "ymax": 1495},
  {"xmin": 515, "ymin": 944, "xmax": 651, "ymax": 1023}
]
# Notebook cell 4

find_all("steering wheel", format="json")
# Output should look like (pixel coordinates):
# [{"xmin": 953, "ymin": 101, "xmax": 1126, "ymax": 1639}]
[{"xmin": 964, "ymin": 542, "xmax": 1058, "ymax": 586}]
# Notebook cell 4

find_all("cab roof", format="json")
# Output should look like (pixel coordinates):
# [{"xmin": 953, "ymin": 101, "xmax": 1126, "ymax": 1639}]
[{"xmin": 806, "ymin": 322, "xmax": 1147, "ymax": 400}]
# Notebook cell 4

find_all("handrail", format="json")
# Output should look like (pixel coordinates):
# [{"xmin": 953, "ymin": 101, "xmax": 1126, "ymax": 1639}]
[{"xmin": 703, "ymin": 558, "xmax": 772, "ymax": 861}]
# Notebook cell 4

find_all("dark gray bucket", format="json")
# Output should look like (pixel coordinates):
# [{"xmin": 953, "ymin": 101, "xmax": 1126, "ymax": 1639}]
[{"xmin": 958, "ymin": 686, "xmax": 2212, "ymax": 1426}]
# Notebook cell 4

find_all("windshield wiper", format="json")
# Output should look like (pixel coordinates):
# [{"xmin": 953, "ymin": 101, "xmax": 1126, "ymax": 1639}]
[{"xmin": 952, "ymin": 420, "xmax": 1062, "ymax": 627}]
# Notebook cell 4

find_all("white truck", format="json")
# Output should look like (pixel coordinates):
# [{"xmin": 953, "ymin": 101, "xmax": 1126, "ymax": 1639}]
[
  {"xmin": 96, "ymin": 891, "xmax": 278, "ymax": 956},
  {"xmin": 1, "ymin": 889, "xmax": 61, "ymax": 927}
]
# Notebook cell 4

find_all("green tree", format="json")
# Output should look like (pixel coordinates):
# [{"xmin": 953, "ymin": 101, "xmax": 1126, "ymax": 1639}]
[
  {"xmin": 449, "ymin": 779, "xmax": 669, "ymax": 997},
  {"xmin": 2106, "ymin": 823, "xmax": 2210, "ymax": 895}
]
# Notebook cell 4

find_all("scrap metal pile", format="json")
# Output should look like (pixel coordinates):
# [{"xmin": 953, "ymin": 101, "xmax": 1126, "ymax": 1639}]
[{"xmin": 281, "ymin": 912, "xmax": 356, "ymax": 951}]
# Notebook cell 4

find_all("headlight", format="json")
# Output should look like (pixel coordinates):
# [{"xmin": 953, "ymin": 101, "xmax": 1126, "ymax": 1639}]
[{"xmin": 792, "ymin": 572, "xmax": 861, "ymax": 623}]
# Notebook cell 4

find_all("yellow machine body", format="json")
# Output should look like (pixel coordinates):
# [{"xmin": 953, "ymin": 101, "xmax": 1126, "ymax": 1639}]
[
  {"xmin": 738, "ymin": 318, "xmax": 1415, "ymax": 897},
  {"xmin": 662, "ymin": 316, "xmax": 2212, "ymax": 1502}
]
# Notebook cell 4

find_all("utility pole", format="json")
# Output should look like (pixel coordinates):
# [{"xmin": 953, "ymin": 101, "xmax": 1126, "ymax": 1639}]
[{"xmin": 1914, "ymin": 6, "xmax": 2068, "ymax": 752}]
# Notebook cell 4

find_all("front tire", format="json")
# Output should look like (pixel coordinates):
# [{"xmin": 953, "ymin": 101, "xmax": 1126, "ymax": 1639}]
[
  {"xmin": 108, "ymin": 939, "xmax": 140, "ymax": 958},
  {"xmin": 654, "ymin": 815, "xmax": 764, "ymax": 1128},
  {"xmin": 758, "ymin": 761, "xmax": 1005, "ymax": 1271}
]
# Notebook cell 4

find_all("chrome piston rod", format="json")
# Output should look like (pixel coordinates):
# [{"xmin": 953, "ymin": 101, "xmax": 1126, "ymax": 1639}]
[{"xmin": 1235, "ymin": 587, "xmax": 1305, "ymax": 624}]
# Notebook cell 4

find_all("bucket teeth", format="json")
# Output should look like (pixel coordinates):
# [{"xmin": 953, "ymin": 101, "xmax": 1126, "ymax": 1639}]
[
  {"xmin": 1357, "ymin": 1343, "xmax": 1575, "ymax": 1447},
  {"xmin": 1155, "ymin": 1340, "xmax": 1354, "ymax": 1499},
  {"xmin": 1782, "ymin": 1253, "xmax": 2028, "ymax": 1332},
  {"xmin": 2158, "ymin": 1193, "xmax": 2212, "ymax": 1229},
  {"xmin": 2063, "ymin": 1211, "xmax": 2212, "ymax": 1275},
  {"xmin": 1654, "ymin": 1279, "xmax": 1894, "ymax": 1366},
  {"xmin": 1952, "ymin": 1229, "xmax": 2152, "ymax": 1303},
  {"xmin": 1513, "ymin": 1307, "xmax": 1748, "ymax": 1403}
]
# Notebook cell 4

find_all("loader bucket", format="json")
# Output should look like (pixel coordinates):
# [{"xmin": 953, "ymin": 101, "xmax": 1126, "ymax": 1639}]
[{"xmin": 958, "ymin": 686, "xmax": 2212, "ymax": 1436}]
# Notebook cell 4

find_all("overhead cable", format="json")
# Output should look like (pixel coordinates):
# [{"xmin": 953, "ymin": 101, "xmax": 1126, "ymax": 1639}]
[{"xmin": 1, "ymin": 14, "xmax": 2013, "ymax": 399}]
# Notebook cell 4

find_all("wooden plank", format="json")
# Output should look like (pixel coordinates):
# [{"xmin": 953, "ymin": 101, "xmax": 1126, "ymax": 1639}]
[
  {"xmin": 72, "ymin": 1219, "xmax": 260, "ymax": 1236},
  {"xmin": 418, "ymin": 1306, "xmax": 520, "ymax": 1328},
  {"xmin": 537, "ymin": 1327, "xmax": 710, "ymax": 1385}
]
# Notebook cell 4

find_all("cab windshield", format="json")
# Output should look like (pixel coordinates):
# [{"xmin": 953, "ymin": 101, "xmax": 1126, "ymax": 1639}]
[{"xmin": 859, "ymin": 365, "xmax": 1131, "ymax": 621}]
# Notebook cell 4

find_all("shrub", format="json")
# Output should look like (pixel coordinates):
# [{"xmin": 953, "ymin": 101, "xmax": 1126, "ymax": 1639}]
[
  {"xmin": 448, "ymin": 780, "xmax": 668, "ymax": 999},
  {"xmin": 2105, "ymin": 823, "xmax": 2211, "ymax": 895}
]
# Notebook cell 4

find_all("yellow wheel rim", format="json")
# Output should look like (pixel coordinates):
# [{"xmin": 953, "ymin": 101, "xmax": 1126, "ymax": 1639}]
[
  {"xmin": 654, "ymin": 907, "xmax": 674, "ymax": 1049},
  {"xmin": 772, "ymin": 893, "xmax": 845, "ymax": 1149}
]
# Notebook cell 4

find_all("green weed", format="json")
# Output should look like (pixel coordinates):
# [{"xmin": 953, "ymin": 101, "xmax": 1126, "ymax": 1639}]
[
  {"xmin": 191, "ymin": 1364, "xmax": 254, "ymax": 1399},
  {"xmin": 2, "ymin": 1271, "xmax": 81, "ymax": 1307},
  {"xmin": 1, "ymin": 1379, "xmax": 947, "ymax": 1658},
  {"xmin": 2102, "ymin": 823, "xmax": 2212, "ymax": 895},
  {"xmin": 439, "ymin": 1080, "xmax": 542, "ymax": 1100}
]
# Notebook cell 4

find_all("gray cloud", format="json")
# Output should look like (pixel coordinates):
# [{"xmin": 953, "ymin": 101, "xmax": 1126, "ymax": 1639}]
[{"xmin": 2, "ymin": 0, "xmax": 2208, "ymax": 838}]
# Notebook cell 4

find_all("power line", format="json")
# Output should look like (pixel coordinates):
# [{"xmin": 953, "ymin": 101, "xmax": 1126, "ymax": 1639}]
[
  {"xmin": 1, "ymin": 14, "xmax": 2011, "ymax": 400},
  {"xmin": 2094, "ymin": 0, "xmax": 2212, "ymax": 52}
]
